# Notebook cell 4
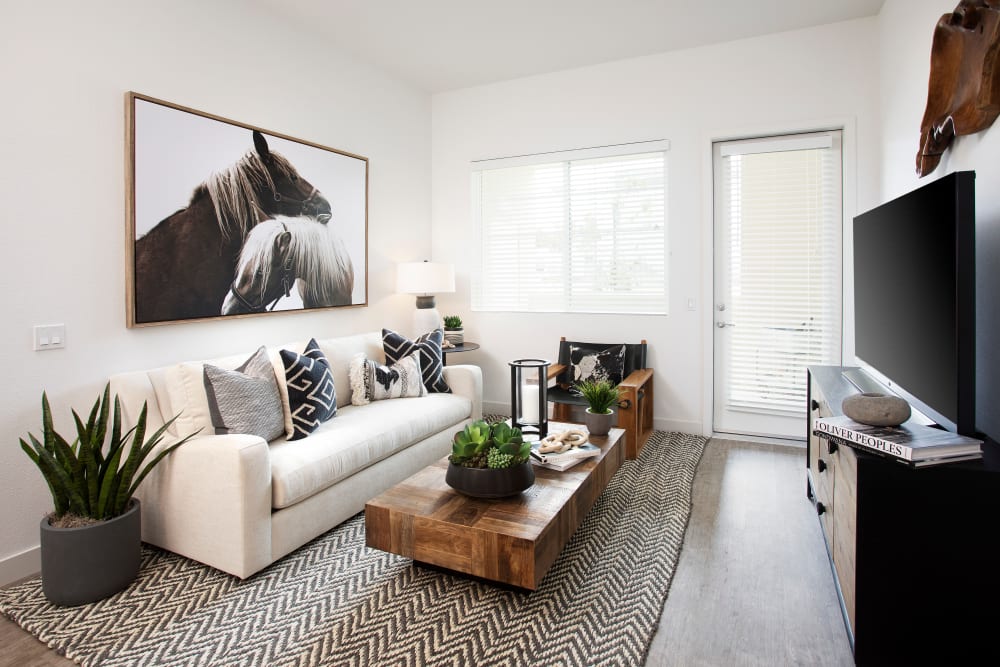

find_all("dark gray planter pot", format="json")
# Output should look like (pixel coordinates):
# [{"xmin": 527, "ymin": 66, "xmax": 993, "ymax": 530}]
[
  {"xmin": 583, "ymin": 408, "xmax": 614, "ymax": 436},
  {"xmin": 446, "ymin": 461, "xmax": 535, "ymax": 498},
  {"xmin": 40, "ymin": 498, "xmax": 141, "ymax": 606}
]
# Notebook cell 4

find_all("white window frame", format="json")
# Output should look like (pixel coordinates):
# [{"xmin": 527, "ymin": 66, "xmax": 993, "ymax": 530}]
[{"xmin": 471, "ymin": 140, "xmax": 670, "ymax": 315}]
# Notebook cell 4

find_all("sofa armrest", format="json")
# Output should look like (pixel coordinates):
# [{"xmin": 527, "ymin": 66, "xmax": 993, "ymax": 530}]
[
  {"xmin": 442, "ymin": 364, "xmax": 483, "ymax": 421},
  {"xmin": 136, "ymin": 433, "xmax": 272, "ymax": 579}
]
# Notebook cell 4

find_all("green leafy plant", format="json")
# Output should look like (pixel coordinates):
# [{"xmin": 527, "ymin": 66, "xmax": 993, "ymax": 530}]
[
  {"xmin": 573, "ymin": 379, "xmax": 621, "ymax": 415},
  {"xmin": 443, "ymin": 315, "xmax": 463, "ymax": 329},
  {"xmin": 491, "ymin": 421, "xmax": 530, "ymax": 462},
  {"xmin": 451, "ymin": 419, "xmax": 492, "ymax": 464},
  {"xmin": 19, "ymin": 383, "xmax": 197, "ymax": 523},
  {"xmin": 450, "ymin": 421, "xmax": 530, "ymax": 469}
]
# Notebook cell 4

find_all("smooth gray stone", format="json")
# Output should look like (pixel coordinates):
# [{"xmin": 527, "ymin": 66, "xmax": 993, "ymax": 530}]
[{"xmin": 842, "ymin": 392, "xmax": 911, "ymax": 427}]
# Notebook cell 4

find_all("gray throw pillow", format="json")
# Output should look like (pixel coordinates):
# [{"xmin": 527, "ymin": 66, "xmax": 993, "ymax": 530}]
[{"xmin": 203, "ymin": 346, "xmax": 285, "ymax": 441}]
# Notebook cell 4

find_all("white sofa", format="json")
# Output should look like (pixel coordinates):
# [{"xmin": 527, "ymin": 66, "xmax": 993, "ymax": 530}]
[{"xmin": 109, "ymin": 331, "xmax": 482, "ymax": 579}]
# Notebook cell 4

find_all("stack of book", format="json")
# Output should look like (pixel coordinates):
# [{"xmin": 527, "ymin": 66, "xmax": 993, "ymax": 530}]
[
  {"xmin": 813, "ymin": 415, "xmax": 982, "ymax": 467},
  {"xmin": 529, "ymin": 442, "xmax": 600, "ymax": 471}
]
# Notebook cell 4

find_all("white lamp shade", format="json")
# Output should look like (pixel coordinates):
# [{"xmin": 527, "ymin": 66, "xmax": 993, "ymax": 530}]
[{"xmin": 397, "ymin": 261, "xmax": 455, "ymax": 294}]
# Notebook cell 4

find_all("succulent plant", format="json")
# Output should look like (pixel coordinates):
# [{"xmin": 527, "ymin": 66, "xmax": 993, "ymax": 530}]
[
  {"xmin": 449, "ymin": 421, "xmax": 530, "ymax": 469},
  {"xmin": 451, "ymin": 419, "xmax": 492, "ymax": 462},
  {"xmin": 443, "ymin": 315, "xmax": 463, "ymax": 329},
  {"xmin": 491, "ymin": 422, "xmax": 530, "ymax": 463}
]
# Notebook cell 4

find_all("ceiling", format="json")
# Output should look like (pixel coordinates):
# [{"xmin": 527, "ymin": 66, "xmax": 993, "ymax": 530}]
[{"xmin": 253, "ymin": 0, "xmax": 886, "ymax": 93}]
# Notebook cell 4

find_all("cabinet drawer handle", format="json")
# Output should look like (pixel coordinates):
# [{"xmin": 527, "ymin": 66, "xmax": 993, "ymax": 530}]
[
  {"xmin": 818, "ymin": 459, "xmax": 827, "ymax": 473},
  {"xmin": 816, "ymin": 501, "xmax": 826, "ymax": 516},
  {"xmin": 811, "ymin": 399, "xmax": 820, "ymax": 412}
]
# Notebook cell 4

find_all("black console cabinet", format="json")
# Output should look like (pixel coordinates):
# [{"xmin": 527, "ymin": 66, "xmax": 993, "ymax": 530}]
[{"xmin": 806, "ymin": 366, "xmax": 1000, "ymax": 666}]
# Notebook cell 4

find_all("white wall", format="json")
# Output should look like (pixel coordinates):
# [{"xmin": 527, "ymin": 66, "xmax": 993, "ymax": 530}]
[
  {"xmin": 431, "ymin": 19, "xmax": 882, "ymax": 434},
  {"xmin": 878, "ymin": 0, "xmax": 1000, "ymax": 443},
  {"xmin": 0, "ymin": 0, "xmax": 430, "ymax": 582}
]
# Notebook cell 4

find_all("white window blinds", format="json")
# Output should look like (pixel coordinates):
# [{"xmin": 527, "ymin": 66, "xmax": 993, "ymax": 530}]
[
  {"xmin": 716, "ymin": 132, "xmax": 842, "ymax": 416},
  {"xmin": 471, "ymin": 142, "xmax": 668, "ymax": 314}
]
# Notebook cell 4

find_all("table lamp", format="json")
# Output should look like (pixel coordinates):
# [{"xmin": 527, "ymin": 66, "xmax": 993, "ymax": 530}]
[{"xmin": 397, "ymin": 260, "xmax": 455, "ymax": 337}]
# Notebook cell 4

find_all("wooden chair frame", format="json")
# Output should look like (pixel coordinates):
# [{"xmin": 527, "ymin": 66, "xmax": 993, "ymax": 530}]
[{"xmin": 546, "ymin": 337, "xmax": 654, "ymax": 459}]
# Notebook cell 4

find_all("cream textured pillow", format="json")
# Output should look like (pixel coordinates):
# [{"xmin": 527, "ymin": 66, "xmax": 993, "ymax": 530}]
[{"xmin": 349, "ymin": 353, "xmax": 426, "ymax": 406}]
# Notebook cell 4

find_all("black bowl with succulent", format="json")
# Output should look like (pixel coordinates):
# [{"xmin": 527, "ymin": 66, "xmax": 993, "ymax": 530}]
[{"xmin": 445, "ymin": 420, "xmax": 534, "ymax": 498}]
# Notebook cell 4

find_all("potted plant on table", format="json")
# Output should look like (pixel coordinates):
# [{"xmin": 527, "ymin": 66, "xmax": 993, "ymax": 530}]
[
  {"xmin": 18, "ymin": 383, "xmax": 195, "ymax": 606},
  {"xmin": 443, "ymin": 315, "xmax": 464, "ymax": 347},
  {"xmin": 445, "ymin": 420, "xmax": 534, "ymax": 498},
  {"xmin": 573, "ymin": 379, "xmax": 621, "ymax": 437}
]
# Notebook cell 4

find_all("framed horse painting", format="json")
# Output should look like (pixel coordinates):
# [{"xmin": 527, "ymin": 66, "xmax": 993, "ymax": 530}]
[{"xmin": 125, "ymin": 92, "xmax": 368, "ymax": 326}]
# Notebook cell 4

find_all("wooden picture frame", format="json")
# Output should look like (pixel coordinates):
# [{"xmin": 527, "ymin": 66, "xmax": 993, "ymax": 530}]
[{"xmin": 125, "ymin": 92, "xmax": 368, "ymax": 327}]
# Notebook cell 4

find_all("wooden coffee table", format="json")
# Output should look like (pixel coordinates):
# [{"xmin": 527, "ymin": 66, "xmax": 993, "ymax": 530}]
[{"xmin": 365, "ymin": 423, "xmax": 625, "ymax": 590}]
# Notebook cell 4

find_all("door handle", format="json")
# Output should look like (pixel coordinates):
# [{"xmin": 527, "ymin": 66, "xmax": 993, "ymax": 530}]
[{"xmin": 716, "ymin": 321, "xmax": 735, "ymax": 328}]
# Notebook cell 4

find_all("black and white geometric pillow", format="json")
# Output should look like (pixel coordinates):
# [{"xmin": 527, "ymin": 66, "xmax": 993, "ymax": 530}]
[
  {"xmin": 382, "ymin": 328, "xmax": 451, "ymax": 394},
  {"xmin": 570, "ymin": 343, "xmax": 627, "ymax": 386},
  {"xmin": 279, "ymin": 338, "xmax": 336, "ymax": 440},
  {"xmin": 348, "ymin": 353, "xmax": 426, "ymax": 405}
]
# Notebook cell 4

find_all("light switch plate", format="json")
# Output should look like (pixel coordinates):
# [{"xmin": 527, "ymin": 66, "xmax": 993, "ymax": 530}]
[{"xmin": 34, "ymin": 324, "xmax": 66, "ymax": 351}]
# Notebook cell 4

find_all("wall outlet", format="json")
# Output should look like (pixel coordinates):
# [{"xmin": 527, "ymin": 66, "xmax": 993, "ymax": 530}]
[
  {"xmin": 33, "ymin": 324, "xmax": 66, "ymax": 351},
  {"xmin": 687, "ymin": 298, "xmax": 696, "ymax": 311}
]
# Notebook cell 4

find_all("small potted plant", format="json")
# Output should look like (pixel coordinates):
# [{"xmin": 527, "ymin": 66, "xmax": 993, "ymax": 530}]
[
  {"xmin": 445, "ymin": 420, "xmax": 534, "ymax": 498},
  {"xmin": 19, "ymin": 384, "xmax": 195, "ymax": 605},
  {"xmin": 573, "ymin": 379, "xmax": 621, "ymax": 436},
  {"xmin": 443, "ymin": 315, "xmax": 464, "ymax": 347}
]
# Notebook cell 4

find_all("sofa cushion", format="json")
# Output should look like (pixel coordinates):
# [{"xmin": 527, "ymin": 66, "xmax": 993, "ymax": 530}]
[
  {"xmin": 349, "ymin": 353, "xmax": 426, "ymax": 405},
  {"xmin": 203, "ymin": 346, "xmax": 285, "ymax": 441},
  {"xmin": 569, "ymin": 343, "xmax": 626, "ymax": 386},
  {"xmin": 268, "ymin": 393, "xmax": 471, "ymax": 509},
  {"xmin": 280, "ymin": 339, "xmax": 337, "ymax": 440},
  {"xmin": 382, "ymin": 328, "xmax": 450, "ymax": 393}
]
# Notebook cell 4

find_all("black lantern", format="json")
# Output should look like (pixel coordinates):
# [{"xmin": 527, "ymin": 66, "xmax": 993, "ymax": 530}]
[{"xmin": 510, "ymin": 358, "xmax": 549, "ymax": 440}]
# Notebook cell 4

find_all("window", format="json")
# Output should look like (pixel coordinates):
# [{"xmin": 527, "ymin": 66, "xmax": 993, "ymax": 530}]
[{"xmin": 471, "ymin": 142, "xmax": 668, "ymax": 314}]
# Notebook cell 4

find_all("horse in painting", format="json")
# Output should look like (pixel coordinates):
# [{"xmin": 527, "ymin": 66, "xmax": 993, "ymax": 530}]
[
  {"xmin": 133, "ymin": 131, "xmax": 333, "ymax": 324},
  {"xmin": 221, "ymin": 217, "xmax": 355, "ymax": 315}
]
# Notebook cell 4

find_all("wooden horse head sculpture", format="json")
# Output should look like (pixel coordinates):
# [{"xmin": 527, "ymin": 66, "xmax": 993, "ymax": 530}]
[{"xmin": 917, "ymin": 0, "xmax": 1000, "ymax": 177}]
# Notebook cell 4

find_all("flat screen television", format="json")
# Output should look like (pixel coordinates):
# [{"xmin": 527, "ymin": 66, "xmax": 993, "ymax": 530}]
[{"xmin": 850, "ymin": 170, "xmax": 976, "ymax": 436}]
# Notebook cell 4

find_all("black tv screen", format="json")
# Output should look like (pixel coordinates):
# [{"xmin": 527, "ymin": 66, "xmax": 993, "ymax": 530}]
[{"xmin": 852, "ymin": 171, "xmax": 976, "ymax": 435}]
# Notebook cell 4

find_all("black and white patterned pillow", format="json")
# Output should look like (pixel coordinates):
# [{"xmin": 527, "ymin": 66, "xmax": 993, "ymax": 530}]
[
  {"xmin": 203, "ymin": 346, "xmax": 285, "ymax": 441},
  {"xmin": 348, "ymin": 353, "xmax": 426, "ymax": 405},
  {"xmin": 570, "ymin": 343, "xmax": 626, "ymax": 386},
  {"xmin": 279, "ymin": 338, "xmax": 336, "ymax": 440},
  {"xmin": 382, "ymin": 328, "xmax": 451, "ymax": 393}
]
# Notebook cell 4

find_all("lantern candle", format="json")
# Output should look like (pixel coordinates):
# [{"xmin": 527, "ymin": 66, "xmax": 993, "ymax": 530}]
[
  {"xmin": 510, "ymin": 358, "xmax": 550, "ymax": 440},
  {"xmin": 521, "ymin": 383, "xmax": 540, "ymax": 424}
]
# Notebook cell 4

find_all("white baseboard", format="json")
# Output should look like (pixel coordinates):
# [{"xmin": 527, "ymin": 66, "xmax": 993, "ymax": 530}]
[
  {"xmin": 654, "ymin": 418, "xmax": 703, "ymax": 435},
  {"xmin": 0, "ymin": 546, "xmax": 40, "ymax": 587}
]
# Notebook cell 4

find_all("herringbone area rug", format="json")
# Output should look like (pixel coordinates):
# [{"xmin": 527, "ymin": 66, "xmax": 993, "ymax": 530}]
[{"xmin": 0, "ymin": 430, "xmax": 707, "ymax": 667}]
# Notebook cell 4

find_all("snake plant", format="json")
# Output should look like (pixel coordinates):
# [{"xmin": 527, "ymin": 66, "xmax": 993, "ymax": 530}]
[{"xmin": 19, "ymin": 383, "xmax": 197, "ymax": 522}]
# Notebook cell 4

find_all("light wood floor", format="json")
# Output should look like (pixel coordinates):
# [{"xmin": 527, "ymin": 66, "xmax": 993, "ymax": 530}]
[
  {"xmin": 646, "ymin": 438, "xmax": 854, "ymax": 666},
  {"xmin": 0, "ymin": 438, "xmax": 853, "ymax": 666}
]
